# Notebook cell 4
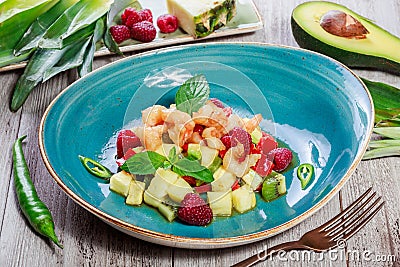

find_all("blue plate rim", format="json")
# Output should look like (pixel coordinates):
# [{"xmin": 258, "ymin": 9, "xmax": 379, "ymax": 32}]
[{"xmin": 38, "ymin": 41, "xmax": 374, "ymax": 249}]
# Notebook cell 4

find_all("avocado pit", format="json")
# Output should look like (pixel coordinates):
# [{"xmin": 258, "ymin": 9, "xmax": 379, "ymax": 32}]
[{"xmin": 320, "ymin": 10, "xmax": 369, "ymax": 39}]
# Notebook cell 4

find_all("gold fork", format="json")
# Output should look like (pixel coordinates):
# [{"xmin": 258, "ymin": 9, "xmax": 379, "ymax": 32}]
[{"xmin": 232, "ymin": 187, "xmax": 384, "ymax": 267}]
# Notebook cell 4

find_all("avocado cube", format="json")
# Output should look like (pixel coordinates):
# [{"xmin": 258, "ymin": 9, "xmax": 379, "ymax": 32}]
[{"xmin": 187, "ymin": 143, "xmax": 201, "ymax": 159}]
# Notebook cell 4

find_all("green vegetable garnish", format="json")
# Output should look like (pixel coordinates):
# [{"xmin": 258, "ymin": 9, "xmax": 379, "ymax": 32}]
[
  {"xmin": 13, "ymin": 135, "xmax": 63, "ymax": 248},
  {"xmin": 78, "ymin": 155, "xmax": 113, "ymax": 180},
  {"xmin": 175, "ymin": 74, "xmax": 210, "ymax": 115},
  {"xmin": 120, "ymin": 151, "xmax": 167, "ymax": 175},
  {"xmin": 297, "ymin": 163, "xmax": 314, "ymax": 190}
]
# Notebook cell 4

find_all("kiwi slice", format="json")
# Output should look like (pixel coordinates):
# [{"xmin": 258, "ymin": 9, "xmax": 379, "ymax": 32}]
[{"xmin": 261, "ymin": 173, "xmax": 287, "ymax": 202}]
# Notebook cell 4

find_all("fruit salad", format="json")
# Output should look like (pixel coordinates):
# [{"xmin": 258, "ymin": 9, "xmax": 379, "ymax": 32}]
[{"xmin": 107, "ymin": 74, "xmax": 293, "ymax": 226}]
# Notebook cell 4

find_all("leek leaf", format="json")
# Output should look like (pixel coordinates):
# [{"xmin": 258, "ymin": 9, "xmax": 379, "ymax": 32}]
[
  {"xmin": 104, "ymin": 0, "xmax": 141, "ymax": 55},
  {"xmin": 14, "ymin": 0, "xmax": 79, "ymax": 56},
  {"xmin": 363, "ymin": 146, "xmax": 400, "ymax": 160},
  {"xmin": 0, "ymin": 49, "xmax": 31, "ymax": 68},
  {"xmin": 0, "ymin": 0, "xmax": 56, "ymax": 23},
  {"xmin": 369, "ymin": 140, "xmax": 400, "ymax": 148},
  {"xmin": 39, "ymin": 0, "xmax": 113, "ymax": 49},
  {"xmin": 362, "ymin": 78, "xmax": 400, "ymax": 124},
  {"xmin": 373, "ymin": 127, "xmax": 400, "ymax": 139},
  {"xmin": 0, "ymin": 0, "xmax": 57, "ymax": 51},
  {"xmin": 78, "ymin": 17, "xmax": 105, "ymax": 77}
]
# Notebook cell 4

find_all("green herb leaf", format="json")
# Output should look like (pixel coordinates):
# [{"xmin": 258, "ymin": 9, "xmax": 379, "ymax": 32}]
[
  {"xmin": 120, "ymin": 151, "xmax": 167, "ymax": 175},
  {"xmin": 173, "ymin": 166, "xmax": 214, "ymax": 183},
  {"xmin": 168, "ymin": 146, "xmax": 178, "ymax": 164},
  {"xmin": 369, "ymin": 139, "xmax": 400, "ymax": 148},
  {"xmin": 173, "ymin": 157, "xmax": 208, "ymax": 173},
  {"xmin": 175, "ymin": 74, "xmax": 210, "ymax": 115}
]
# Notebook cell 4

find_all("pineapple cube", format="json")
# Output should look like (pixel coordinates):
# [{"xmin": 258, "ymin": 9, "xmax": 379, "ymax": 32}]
[
  {"xmin": 211, "ymin": 166, "xmax": 236, "ymax": 192},
  {"xmin": 167, "ymin": 177, "xmax": 194, "ymax": 203},
  {"xmin": 144, "ymin": 191, "xmax": 162, "ymax": 208},
  {"xmin": 146, "ymin": 168, "xmax": 179, "ymax": 200},
  {"xmin": 126, "ymin": 181, "xmax": 146, "ymax": 206},
  {"xmin": 155, "ymin": 144, "xmax": 182, "ymax": 157},
  {"xmin": 200, "ymin": 145, "xmax": 218, "ymax": 168},
  {"xmin": 207, "ymin": 191, "xmax": 232, "ymax": 216},
  {"xmin": 232, "ymin": 185, "xmax": 256, "ymax": 213},
  {"xmin": 110, "ymin": 171, "xmax": 134, "ymax": 197},
  {"xmin": 242, "ymin": 169, "xmax": 264, "ymax": 190}
]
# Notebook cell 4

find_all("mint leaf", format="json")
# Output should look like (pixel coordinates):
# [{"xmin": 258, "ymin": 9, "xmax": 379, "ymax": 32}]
[
  {"xmin": 121, "ymin": 151, "xmax": 167, "ymax": 175},
  {"xmin": 168, "ymin": 146, "xmax": 178, "ymax": 164},
  {"xmin": 175, "ymin": 74, "xmax": 210, "ymax": 115},
  {"xmin": 173, "ymin": 157, "xmax": 207, "ymax": 172},
  {"xmin": 173, "ymin": 166, "xmax": 214, "ymax": 183}
]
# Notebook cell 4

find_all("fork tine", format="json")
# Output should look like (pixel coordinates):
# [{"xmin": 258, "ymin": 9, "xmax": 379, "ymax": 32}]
[
  {"xmin": 318, "ymin": 187, "xmax": 373, "ymax": 231},
  {"xmin": 335, "ymin": 201, "xmax": 385, "ymax": 242},
  {"xmin": 329, "ymin": 196, "xmax": 382, "ymax": 240}
]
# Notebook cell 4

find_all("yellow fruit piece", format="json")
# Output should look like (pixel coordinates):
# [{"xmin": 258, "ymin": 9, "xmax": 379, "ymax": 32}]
[
  {"xmin": 126, "ymin": 180, "xmax": 146, "ymax": 206},
  {"xmin": 110, "ymin": 171, "xmax": 134, "ymax": 197},
  {"xmin": 207, "ymin": 190, "xmax": 232, "ymax": 216}
]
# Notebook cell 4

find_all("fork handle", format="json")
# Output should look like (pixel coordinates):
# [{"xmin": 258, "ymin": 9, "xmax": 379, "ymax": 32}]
[{"xmin": 231, "ymin": 241, "xmax": 305, "ymax": 267}]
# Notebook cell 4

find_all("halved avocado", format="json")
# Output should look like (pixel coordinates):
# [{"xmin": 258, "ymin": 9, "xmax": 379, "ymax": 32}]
[{"xmin": 291, "ymin": 1, "xmax": 400, "ymax": 75}]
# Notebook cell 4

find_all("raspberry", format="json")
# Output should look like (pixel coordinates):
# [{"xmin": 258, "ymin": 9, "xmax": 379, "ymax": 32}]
[
  {"xmin": 139, "ymin": 9, "xmax": 153, "ymax": 23},
  {"xmin": 109, "ymin": 25, "xmax": 131, "ymax": 44},
  {"xmin": 125, "ymin": 11, "xmax": 143, "ymax": 28},
  {"xmin": 210, "ymin": 98, "xmax": 225, "ymax": 108},
  {"xmin": 229, "ymin": 127, "xmax": 252, "ymax": 156},
  {"xmin": 116, "ymin": 129, "xmax": 142, "ymax": 158},
  {"xmin": 157, "ymin": 14, "xmax": 178, "ymax": 33},
  {"xmin": 130, "ymin": 21, "xmax": 156, "ymax": 42},
  {"xmin": 121, "ymin": 7, "xmax": 138, "ymax": 25},
  {"xmin": 220, "ymin": 135, "xmax": 232, "ymax": 149},
  {"xmin": 269, "ymin": 148, "xmax": 293, "ymax": 172},
  {"xmin": 177, "ymin": 193, "xmax": 213, "ymax": 226}
]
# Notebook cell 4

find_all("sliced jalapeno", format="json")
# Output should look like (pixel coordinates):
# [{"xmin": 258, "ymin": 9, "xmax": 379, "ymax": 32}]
[
  {"xmin": 297, "ymin": 163, "xmax": 314, "ymax": 189},
  {"xmin": 79, "ymin": 155, "xmax": 113, "ymax": 180}
]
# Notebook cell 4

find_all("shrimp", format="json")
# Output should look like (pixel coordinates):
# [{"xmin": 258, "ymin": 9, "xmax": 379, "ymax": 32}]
[
  {"xmin": 226, "ymin": 114, "xmax": 245, "ymax": 133},
  {"xmin": 192, "ymin": 101, "xmax": 228, "ymax": 135},
  {"xmin": 141, "ymin": 105, "xmax": 167, "ymax": 126},
  {"xmin": 244, "ymin": 114, "xmax": 263, "ymax": 133},
  {"xmin": 133, "ymin": 125, "xmax": 164, "ymax": 151},
  {"xmin": 202, "ymin": 127, "xmax": 221, "ymax": 139},
  {"xmin": 162, "ymin": 109, "xmax": 195, "ymax": 147}
]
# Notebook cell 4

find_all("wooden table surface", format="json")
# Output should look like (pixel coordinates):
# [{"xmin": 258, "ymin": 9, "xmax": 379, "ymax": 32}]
[{"xmin": 1, "ymin": 0, "xmax": 399, "ymax": 266}]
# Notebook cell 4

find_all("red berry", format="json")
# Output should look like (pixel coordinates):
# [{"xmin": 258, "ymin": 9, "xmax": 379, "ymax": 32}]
[
  {"xmin": 229, "ymin": 127, "xmax": 252, "ymax": 156},
  {"xmin": 231, "ymin": 180, "xmax": 240, "ymax": 191},
  {"xmin": 125, "ymin": 11, "xmax": 143, "ymax": 28},
  {"xmin": 182, "ymin": 176, "xmax": 196, "ymax": 187},
  {"xmin": 121, "ymin": 7, "xmax": 138, "ymax": 25},
  {"xmin": 269, "ymin": 148, "xmax": 293, "ymax": 172},
  {"xmin": 130, "ymin": 21, "xmax": 156, "ymax": 42},
  {"xmin": 178, "ymin": 193, "xmax": 213, "ymax": 226},
  {"xmin": 116, "ymin": 129, "xmax": 142, "ymax": 158},
  {"xmin": 109, "ymin": 25, "xmax": 131, "ymax": 44},
  {"xmin": 220, "ymin": 135, "xmax": 232, "ymax": 149},
  {"xmin": 253, "ymin": 154, "xmax": 274, "ymax": 177},
  {"xmin": 256, "ymin": 133, "xmax": 278, "ymax": 155},
  {"xmin": 223, "ymin": 107, "xmax": 232, "ymax": 117},
  {"xmin": 157, "ymin": 14, "xmax": 178, "ymax": 33},
  {"xmin": 250, "ymin": 143, "xmax": 261, "ymax": 154},
  {"xmin": 182, "ymin": 143, "xmax": 189, "ymax": 152},
  {"xmin": 139, "ymin": 8, "xmax": 153, "ymax": 23},
  {"xmin": 194, "ymin": 183, "xmax": 212, "ymax": 194},
  {"xmin": 210, "ymin": 98, "xmax": 224, "ymax": 108},
  {"xmin": 219, "ymin": 149, "xmax": 227, "ymax": 159},
  {"xmin": 193, "ymin": 124, "xmax": 204, "ymax": 135}
]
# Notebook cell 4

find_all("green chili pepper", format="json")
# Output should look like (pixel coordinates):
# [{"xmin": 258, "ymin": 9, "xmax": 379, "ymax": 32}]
[
  {"xmin": 12, "ymin": 135, "xmax": 63, "ymax": 248},
  {"xmin": 78, "ymin": 155, "xmax": 113, "ymax": 180},
  {"xmin": 297, "ymin": 163, "xmax": 314, "ymax": 190}
]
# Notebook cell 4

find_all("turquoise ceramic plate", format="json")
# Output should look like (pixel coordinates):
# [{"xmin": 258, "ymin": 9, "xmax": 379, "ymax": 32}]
[{"xmin": 39, "ymin": 42, "xmax": 374, "ymax": 249}]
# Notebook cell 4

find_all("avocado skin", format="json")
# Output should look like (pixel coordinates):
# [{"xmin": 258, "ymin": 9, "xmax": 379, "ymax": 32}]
[{"xmin": 291, "ymin": 17, "xmax": 400, "ymax": 75}]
